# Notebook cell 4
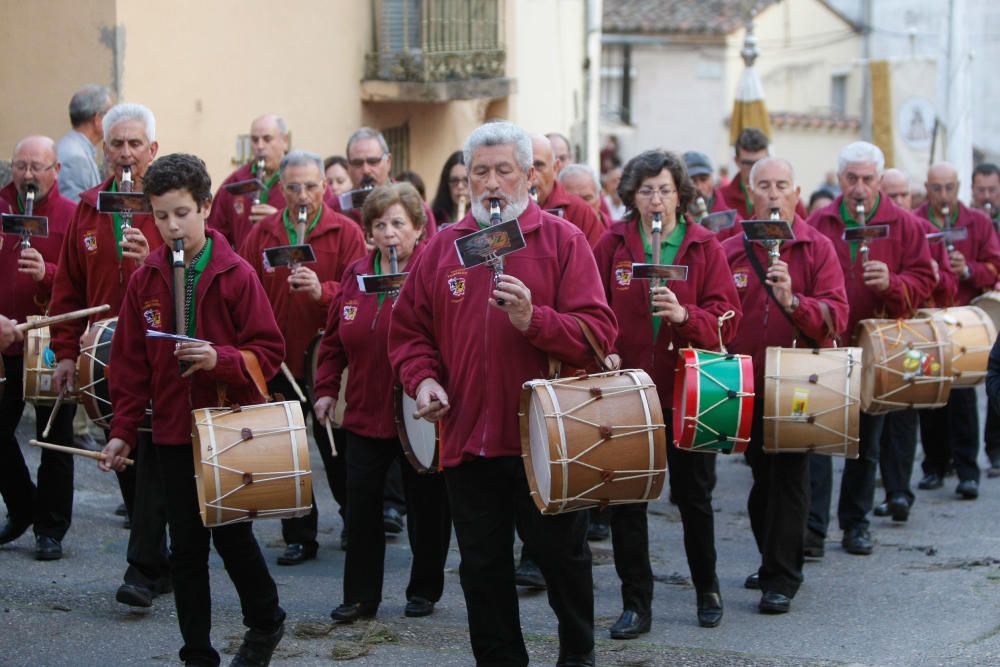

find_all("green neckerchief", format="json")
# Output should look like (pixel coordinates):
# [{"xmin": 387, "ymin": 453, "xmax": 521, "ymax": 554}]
[
  {"xmin": 282, "ymin": 205, "xmax": 322, "ymax": 245},
  {"xmin": 110, "ymin": 180, "xmax": 125, "ymax": 260},
  {"xmin": 840, "ymin": 194, "xmax": 880, "ymax": 263},
  {"xmin": 251, "ymin": 162, "xmax": 280, "ymax": 205},
  {"xmin": 640, "ymin": 219, "xmax": 686, "ymax": 341},
  {"xmin": 927, "ymin": 205, "xmax": 959, "ymax": 230},
  {"xmin": 740, "ymin": 178, "xmax": 752, "ymax": 215},
  {"xmin": 373, "ymin": 248, "xmax": 387, "ymax": 308},
  {"xmin": 185, "ymin": 238, "xmax": 213, "ymax": 339}
]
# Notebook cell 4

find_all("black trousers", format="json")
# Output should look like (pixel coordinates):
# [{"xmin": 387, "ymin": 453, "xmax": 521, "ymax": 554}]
[
  {"xmin": 122, "ymin": 433, "xmax": 171, "ymax": 588},
  {"xmin": 0, "ymin": 353, "xmax": 77, "ymax": 540},
  {"xmin": 609, "ymin": 501, "xmax": 652, "ymax": 614},
  {"xmin": 837, "ymin": 412, "xmax": 886, "ymax": 532},
  {"xmin": 342, "ymin": 431, "xmax": 451, "ymax": 605},
  {"xmin": 985, "ymin": 397, "xmax": 1000, "ymax": 466},
  {"xmin": 746, "ymin": 402, "xmax": 808, "ymax": 598},
  {"xmin": 807, "ymin": 453, "xmax": 833, "ymax": 539},
  {"xmin": 155, "ymin": 444, "xmax": 285, "ymax": 667},
  {"xmin": 666, "ymin": 437, "xmax": 719, "ymax": 595},
  {"xmin": 269, "ymin": 374, "xmax": 347, "ymax": 548},
  {"xmin": 920, "ymin": 388, "xmax": 981, "ymax": 483},
  {"xmin": 878, "ymin": 409, "xmax": 918, "ymax": 504},
  {"xmin": 444, "ymin": 457, "xmax": 593, "ymax": 666}
]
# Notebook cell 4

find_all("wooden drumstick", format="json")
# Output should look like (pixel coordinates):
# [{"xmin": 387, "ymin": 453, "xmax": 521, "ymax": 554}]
[
  {"xmin": 15, "ymin": 304, "xmax": 111, "ymax": 332},
  {"xmin": 29, "ymin": 439, "xmax": 134, "ymax": 466},
  {"xmin": 280, "ymin": 363, "xmax": 307, "ymax": 402},
  {"xmin": 324, "ymin": 417, "xmax": 337, "ymax": 456},
  {"xmin": 42, "ymin": 387, "xmax": 67, "ymax": 438},
  {"xmin": 412, "ymin": 399, "xmax": 443, "ymax": 421}
]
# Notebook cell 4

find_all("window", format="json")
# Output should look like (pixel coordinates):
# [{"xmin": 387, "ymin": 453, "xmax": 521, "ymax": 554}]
[
  {"xmin": 601, "ymin": 43, "xmax": 635, "ymax": 125},
  {"xmin": 831, "ymin": 74, "xmax": 847, "ymax": 115},
  {"xmin": 384, "ymin": 123, "xmax": 409, "ymax": 173}
]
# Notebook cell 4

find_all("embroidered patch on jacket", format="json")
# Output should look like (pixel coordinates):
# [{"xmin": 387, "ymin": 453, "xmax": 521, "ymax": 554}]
[
  {"xmin": 83, "ymin": 231, "xmax": 98, "ymax": 253},
  {"xmin": 342, "ymin": 302, "xmax": 359, "ymax": 322},
  {"xmin": 142, "ymin": 299, "xmax": 163, "ymax": 329},
  {"xmin": 614, "ymin": 261, "xmax": 632, "ymax": 288},
  {"xmin": 733, "ymin": 271, "xmax": 748, "ymax": 290},
  {"xmin": 234, "ymin": 199, "xmax": 244, "ymax": 217},
  {"xmin": 447, "ymin": 268, "xmax": 467, "ymax": 300}
]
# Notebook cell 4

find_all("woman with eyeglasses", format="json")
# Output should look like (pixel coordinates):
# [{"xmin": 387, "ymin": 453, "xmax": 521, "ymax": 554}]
[
  {"xmin": 593, "ymin": 149, "xmax": 742, "ymax": 637},
  {"xmin": 430, "ymin": 151, "xmax": 468, "ymax": 227}
]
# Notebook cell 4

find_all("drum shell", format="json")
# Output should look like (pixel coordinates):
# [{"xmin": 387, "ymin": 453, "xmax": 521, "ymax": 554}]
[
  {"xmin": 192, "ymin": 401, "xmax": 312, "ymax": 528},
  {"xmin": 23, "ymin": 316, "xmax": 77, "ymax": 404},
  {"xmin": 303, "ymin": 332, "xmax": 346, "ymax": 425},
  {"xmin": 917, "ymin": 306, "xmax": 997, "ymax": 386},
  {"xmin": 763, "ymin": 346, "xmax": 862, "ymax": 458},
  {"xmin": 673, "ymin": 348, "xmax": 754, "ymax": 454},
  {"xmin": 857, "ymin": 318, "xmax": 952, "ymax": 414},
  {"xmin": 520, "ymin": 369, "xmax": 666, "ymax": 515},
  {"xmin": 971, "ymin": 291, "xmax": 1000, "ymax": 332},
  {"xmin": 77, "ymin": 318, "xmax": 152, "ymax": 431},
  {"xmin": 394, "ymin": 385, "xmax": 440, "ymax": 473}
]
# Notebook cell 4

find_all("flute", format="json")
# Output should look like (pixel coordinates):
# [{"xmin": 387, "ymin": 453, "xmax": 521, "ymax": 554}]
[
  {"xmin": 856, "ymin": 201, "xmax": 870, "ymax": 264},
  {"xmin": 120, "ymin": 167, "xmax": 133, "ymax": 230},
  {"xmin": 21, "ymin": 186, "xmax": 36, "ymax": 249},
  {"xmin": 172, "ymin": 238, "xmax": 189, "ymax": 374},
  {"xmin": 489, "ymin": 198, "xmax": 506, "ymax": 306},
  {"xmin": 694, "ymin": 196, "xmax": 708, "ymax": 224},
  {"xmin": 388, "ymin": 244, "xmax": 398, "ymax": 274},
  {"xmin": 253, "ymin": 158, "xmax": 266, "ymax": 206},
  {"xmin": 529, "ymin": 186, "xmax": 538, "ymax": 203},
  {"xmin": 457, "ymin": 195, "xmax": 467, "ymax": 222},
  {"xmin": 296, "ymin": 204, "xmax": 308, "ymax": 246},
  {"xmin": 942, "ymin": 204, "xmax": 955, "ymax": 254},
  {"xmin": 767, "ymin": 208, "xmax": 782, "ymax": 266}
]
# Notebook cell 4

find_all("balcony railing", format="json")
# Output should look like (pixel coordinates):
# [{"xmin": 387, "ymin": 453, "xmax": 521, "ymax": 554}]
[{"xmin": 365, "ymin": 0, "xmax": 506, "ymax": 83}]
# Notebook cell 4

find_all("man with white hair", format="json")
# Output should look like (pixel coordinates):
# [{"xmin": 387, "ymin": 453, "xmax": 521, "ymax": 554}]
[
  {"xmin": 912, "ymin": 162, "xmax": 1000, "ymax": 499},
  {"xmin": 558, "ymin": 163, "xmax": 608, "ymax": 226},
  {"xmin": 56, "ymin": 84, "xmax": 112, "ymax": 203},
  {"xmin": 724, "ymin": 156, "xmax": 849, "ymax": 614},
  {"xmin": 805, "ymin": 141, "xmax": 936, "ymax": 556},
  {"xmin": 389, "ymin": 121, "xmax": 617, "ymax": 666},
  {"xmin": 48, "ymin": 103, "xmax": 171, "ymax": 607}
]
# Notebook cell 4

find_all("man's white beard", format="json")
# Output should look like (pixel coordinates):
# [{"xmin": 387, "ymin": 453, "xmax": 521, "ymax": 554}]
[{"xmin": 471, "ymin": 193, "xmax": 530, "ymax": 226}]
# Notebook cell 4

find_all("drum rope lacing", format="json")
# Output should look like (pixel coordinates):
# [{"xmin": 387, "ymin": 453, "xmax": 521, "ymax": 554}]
[
  {"xmin": 683, "ymin": 355, "xmax": 752, "ymax": 450},
  {"xmin": 871, "ymin": 320, "xmax": 950, "ymax": 404},
  {"xmin": 763, "ymin": 353, "xmax": 861, "ymax": 446}
]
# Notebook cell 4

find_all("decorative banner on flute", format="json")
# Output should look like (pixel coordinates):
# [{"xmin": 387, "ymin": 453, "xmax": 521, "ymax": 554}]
[
  {"xmin": 357, "ymin": 273, "xmax": 408, "ymax": 294},
  {"xmin": 630, "ymin": 264, "xmax": 689, "ymax": 281},
  {"xmin": 926, "ymin": 228, "xmax": 968, "ymax": 244},
  {"xmin": 741, "ymin": 219, "xmax": 795, "ymax": 242},
  {"xmin": 97, "ymin": 192, "xmax": 152, "ymax": 214},
  {"xmin": 454, "ymin": 219, "xmax": 526, "ymax": 268},
  {"xmin": 338, "ymin": 188, "xmax": 372, "ymax": 212},
  {"xmin": 701, "ymin": 209, "xmax": 737, "ymax": 233},
  {"xmin": 842, "ymin": 225, "xmax": 890, "ymax": 242},
  {"xmin": 223, "ymin": 178, "xmax": 265, "ymax": 196},
  {"xmin": 262, "ymin": 244, "xmax": 316, "ymax": 270},
  {"xmin": 2, "ymin": 214, "xmax": 49, "ymax": 238}
]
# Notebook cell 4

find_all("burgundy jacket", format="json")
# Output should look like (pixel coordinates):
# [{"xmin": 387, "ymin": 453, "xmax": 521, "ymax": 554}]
[
  {"xmin": 541, "ymin": 179, "xmax": 606, "ymax": 248},
  {"xmin": 914, "ymin": 201, "xmax": 1000, "ymax": 306}
]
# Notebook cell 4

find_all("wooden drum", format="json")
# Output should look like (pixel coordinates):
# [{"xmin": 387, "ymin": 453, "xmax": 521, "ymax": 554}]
[
  {"xmin": 763, "ymin": 346, "xmax": 862, "ymax": 458},
  {"xmin": 23, "ymin": 316, "xmax": 76, "ymax": 404},
  {"xmin": 395, "ymin": 386, "xmax": 439, "ymax": 473},
  {"xmin": 303, "ymin": 332, "xmax": 347, "ymax": 425},
  {"xmin": 856, "ymin": 317, "xmax": 952, "ymax": 414},
  {"xmin": 918, "ymin": 306, "xmax": 997, "ymax": 386},
  {"xmin": 520, "ymin": 370, "xmax": 667, "ymax": 515},
  {"xmin": 673, "ymin": 348, "xmax": 754, "ymax": 455},
  {"xmin": 970, "ymin": 291, "xmax": 1000, "ymax": 332},
  {"xmin": 192, "ymin": 401, "xmax": 313, "ymax": 528}
]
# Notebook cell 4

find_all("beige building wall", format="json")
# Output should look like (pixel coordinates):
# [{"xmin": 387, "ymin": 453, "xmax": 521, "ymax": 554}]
[
  {"xmin": 771, "ymin": 126, "xmax": 860, "ymax": 197},
  {"xmin": 0, "ymin": 0, "xmax": 116, "ymax": 157}
]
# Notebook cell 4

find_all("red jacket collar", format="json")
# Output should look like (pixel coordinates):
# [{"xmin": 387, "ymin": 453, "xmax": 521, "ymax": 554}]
[
  {"xmin": 79, "ymin": 174, "xmax": 117, "ymax": 208},
  {"xmin": 0, "ymin": 180, "xmax": 67, "ymax": 212},
  {"xmin": 609, "ymin": 215, "xmax": 718, "ymax": 262},
  {"xmin": 147, "ymin": 228, "xmax": 241, "ymax": 279}
]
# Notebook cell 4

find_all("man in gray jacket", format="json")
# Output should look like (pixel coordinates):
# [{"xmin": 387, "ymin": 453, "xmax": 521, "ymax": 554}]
[{"xmin": 55, "ymin": 84, "xmax": 111, "ymax": 202}]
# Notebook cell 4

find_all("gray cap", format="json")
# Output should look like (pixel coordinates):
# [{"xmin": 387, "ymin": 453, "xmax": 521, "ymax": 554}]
[{"xmin": 683, "ymin": 151, "xmax": 713, "ymax": 177}]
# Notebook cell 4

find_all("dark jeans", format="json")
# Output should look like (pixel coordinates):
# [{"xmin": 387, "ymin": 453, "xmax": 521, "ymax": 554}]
[
  {"xmin": 807, "ymin": 453, "xmax": 832, "ymax": 539},
  {"xmin": 155, "ymin": 444, "xmax": 285, "ymax": 667},
  {"xmin": 920, "ymin": 388, "xmax": 981, "ymax": 483},
  {"xmin": 837, "ymin": 412, "xmax": 886, "ymax": 532},
  {"xmin": 878, "ymin": 409, "xmax": 918, "ymax": 504},
  {"xmin": 0, "ymin": 353, "xmax": 77, "ymax": 539},
  {"xmin": 746, "ymin": 402, "xmax": 808, "ymax": 598},
  {"xmin": 984, "ymin": 397, "xmax": 1000, "ymax": 466},
  {"xmin": 610, "ymin": 502, "xmax": 652, "ymax": 614},
  {"xmin": 343, "ymin": 431, "xmax": 451, "ymax": 605},
  {"xmin": 666, "ymin": 438, "xmax": 719, "ymax": 595},
  {"xmin": 269, "ymin": 374, "xmax": 347, "ymax": 549},
  {"xmin": 444, "ymin": 457, "xmax": 593, "ymax": 666},
  {"xmin": 123, "ymin": 434, "xmax": 171, "ymax": 588}
]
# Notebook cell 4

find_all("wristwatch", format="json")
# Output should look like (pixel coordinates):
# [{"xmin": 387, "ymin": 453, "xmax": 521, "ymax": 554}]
[{"xmin": 785, "ymin": 295, "xmax": 800, "ymax": 313}]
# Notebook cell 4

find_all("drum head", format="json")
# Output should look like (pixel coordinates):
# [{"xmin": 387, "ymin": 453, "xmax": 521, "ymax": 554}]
[
  {"xmin": 401, "ymin": 393, "xmax": 438, "ymax": 469},
  {"xmin": 527, "ymin": 391, "xmax": 551, "ymax": 506}
]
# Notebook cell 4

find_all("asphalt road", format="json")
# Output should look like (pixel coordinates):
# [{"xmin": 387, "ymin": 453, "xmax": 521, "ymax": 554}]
[{"xmin": 3, "ymin": 393, "xmax": 1000, "ymax": 667}]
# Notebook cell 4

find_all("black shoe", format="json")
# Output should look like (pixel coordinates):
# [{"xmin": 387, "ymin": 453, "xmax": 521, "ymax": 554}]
[
  {"xmin": 514, "ymin": 558, "xmax": 547, "ymax": 590},
  {"xmin": 557, "ymin": 649, "xmax": 596, "ymax": 667},
  {"xmin": 154, "ymin": 575, "xmax": 173, "ymax": 595},
  {"xmin": 116, "ymin": 583, "xmax": 154, "ymax": 607},
  {"xmin": 888, "ymin": 495, "xmax": 911, "ymax": 522},
  {"xmin": 988, "ymin": 465, "xmax": 1000, "ymax": 479},
  {"xmin": 339, "ymin": 530, "xmax": 348, "ymax": 551},
  {"xmin": 114, "ymin": 502, "xmax": 128, "ymax": 517},
  {"xmin": 918, "ymin": 473, "xmax": 943, "ymax": 490},
  {"xmin": 957, "ymin": 479, "xmax": 979, "ymax": 499},
  {"xmin": 744, "ymin": 572, "xmax": 760, "ymax": 590},
  {"xmin": 842, "ymin": 526, "xmax": 874, "ymax": 555},
  {"xmin": 586, "ymin": 522, "xmax": 610, "ymax": 542},
  {"xmin": 0, "ymin": 517, "xmax": 32, "ymax": 545},
  {"xmin": 759, "ymin": 591, "xmax": 791, "ymax": 614},
  {"xmin": 803, "ymin": 532, "xmax": 825, "ymax": 559},
  {"xmin": 696, "ymin": 592, "xmax": 723, "ymax": 628},
  {"xmin": 609, "ymin": 609, "xmax": 650, "ymax": 639},
  {"xmin": 230, "ymin": 622, "xmax": 284, "ymax": 667},
  {"xmin": 330, "ymin": 602, "xmax": 378, "ymax": 623},
  {"xmin": 383, "ymin": 507, "xmax": 404, "ymax": 535},
  {"xmin": 34, "ymin": 535, "xmax": 62, "ymax": 561},
  {"xmin": 873, "ymin": 500, "xmax": 891, "ymax": 517},
  {"xmin": 123, "ymin": 514, "xmax": 131, "ymax": 530},
  {"xmin": 404, "ymin": 597, "xmax": 435, "ymax": 617},
  {"xmin": 276, "ymin": 543, "xmax": 317, "ymax": 565}
]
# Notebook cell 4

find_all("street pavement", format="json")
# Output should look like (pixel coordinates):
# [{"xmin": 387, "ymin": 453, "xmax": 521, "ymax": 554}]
[{"xmin": 3, "ymin": 394, "xmax": 1000, "ymax": 667}]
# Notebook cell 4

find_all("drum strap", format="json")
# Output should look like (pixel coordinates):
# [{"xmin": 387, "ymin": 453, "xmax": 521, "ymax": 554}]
[
  {"xmin": 743, "ymin": 237, "xmax": 827, "ymax": 349},
  {"xmin": 215, "ymin": 350, "xmax": 272, "ymax": 407},
  {"xmin": 547, "ymin": 317, "xmax": 620, "ymax": 379}
]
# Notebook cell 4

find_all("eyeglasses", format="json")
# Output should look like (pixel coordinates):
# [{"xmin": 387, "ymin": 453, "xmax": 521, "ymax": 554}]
[
  {"xmin": 448, "ymin": 177, "xmax": 467, "ymax": 186},
  {"xmin": 636, "ymin": 187, "xmax": 677, "ymax": 200},
  {"xmin": 927, "ymin": 183, "xmax": 958, "ymax": 194},
  {"xmin": 348, "ymin": 155, "xmax": 386, "ymax": 168},
  {"xmin": 282, "ymin": 181, "xmax": 322, "ymax": 194},
  {"xmin": 12, "ymin": 161, "xmax": 56, "ymax": 174}
]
